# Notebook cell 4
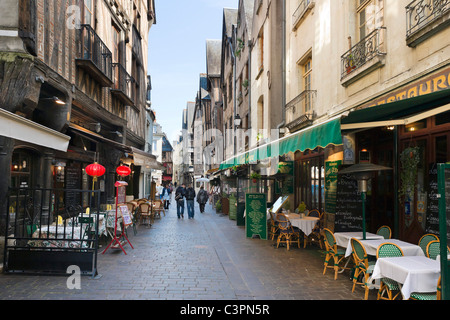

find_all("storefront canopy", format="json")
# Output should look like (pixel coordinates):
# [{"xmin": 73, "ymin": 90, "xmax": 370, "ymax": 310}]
[
  {"xmin": 219, "ymin": 116, "xmax": 343, "ymax": 170},
  {"xmin": 0, "ymin": 108, "xmax": 70, "ymax": 151},
  {"xmin": 130, "ymin": 147, "xmax": 165, "ymax": 170},
  {"xmin": 341, "ymin": 88, "xmax": 450, "ymax": 130}
]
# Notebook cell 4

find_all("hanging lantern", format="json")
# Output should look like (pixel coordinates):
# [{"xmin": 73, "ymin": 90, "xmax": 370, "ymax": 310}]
[
  {"xmin": 116, "ymin": 165, "xmax": 131, "ymax": 177},
  {"xmin": 85, "ymin": 162, "xmax": 105, "ymax": 197},
  {"xmin": 85, "ymin": 162, "xmax": 106, "ymax": 181}
]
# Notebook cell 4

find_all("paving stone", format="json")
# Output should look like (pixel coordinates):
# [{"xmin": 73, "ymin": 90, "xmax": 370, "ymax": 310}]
[{"xmin": 0, "ymin": 198, "xmax": 377, "ymax": 301}]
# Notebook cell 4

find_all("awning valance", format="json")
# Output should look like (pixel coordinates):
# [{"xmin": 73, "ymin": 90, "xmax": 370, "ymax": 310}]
[
  {"xmin": 341, "ymin": 88, "xmax": 450, "ymax": 130},
  {"xmin": 219, "ymin": 117, "xmax": 343, "ymax": 170},
  {"xmin": 68, "ymin": 124, "xmax": 131, "ymax": 152},
  {"xmin": 130, "ymin": 147, "xmax": 165, "ymax": 170},
  {"xmin": 0, "ymin": 108, "xmax": 70, "ymax": 151}
]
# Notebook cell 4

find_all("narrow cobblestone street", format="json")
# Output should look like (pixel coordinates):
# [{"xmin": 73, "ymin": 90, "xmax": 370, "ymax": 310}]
[{"xmin": 0, "ymin": 198, "xmax": 376, "ymax": 301}]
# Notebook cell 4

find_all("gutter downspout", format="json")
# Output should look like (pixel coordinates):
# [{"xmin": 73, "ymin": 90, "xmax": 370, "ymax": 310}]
[
  {"xmin": 227, "ymin": 29, "xmax": 237, "ymax": 160},
  {"xmin": 277, "ymin": 0, "xmax": 286, "ymax": 134}
]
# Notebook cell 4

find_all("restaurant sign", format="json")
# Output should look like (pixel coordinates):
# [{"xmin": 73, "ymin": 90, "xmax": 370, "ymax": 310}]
[
  {"xmin": 245, "ymin": 193, "xmax": 267, "ymax": 240},
  {"xmin": 358, "ymin": 66, "xmax": 450, "ymax": 110}
]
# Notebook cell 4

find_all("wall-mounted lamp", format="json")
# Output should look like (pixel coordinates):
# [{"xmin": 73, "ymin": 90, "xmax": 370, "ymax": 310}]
[
  {"xmin": 41, "ymin": 96, "xmax": 66, "ymax": 105},
  {"xmin": 234, "ymin": 114, "xmax": 242, "ymax": 128},
  {"xmin": 88, "ymin": 122, "xmax": 101, "ymax": 133},
  {"xmin": 111, "ymin": 131, "xmax": 123, "ymax": 138}
]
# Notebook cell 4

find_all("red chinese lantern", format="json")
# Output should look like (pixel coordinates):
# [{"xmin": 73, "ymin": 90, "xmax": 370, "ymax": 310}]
[
  {"xmin": 85, "ymin": 162, "xmax": 105, "ymax": 195},
  {"xmin": 116, "ymin": 165, "xmax": 131, "ymax": 177},
  {"xmin": 85, "ymin": 162, "xmax": 106, "ymax": 180}
]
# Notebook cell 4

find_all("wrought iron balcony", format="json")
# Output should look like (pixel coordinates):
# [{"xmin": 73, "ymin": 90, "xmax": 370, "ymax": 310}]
[
  {"xmin": 285, "ymin": 90, "xmax": 316, "ymax": 132},
  {"xmin": 340, "ymin": 28, "xmax": 386, "ymax": 81},
  {"xmin": 76, "ymin": 24, "xmax": 113, "ymax": 87},
  {"xmin": 111, "ymin": 63, "xmax": 135, "ymax": 106},
  {"xmin": 406, "ymin": 0, "xmax": 450, "ymax": 47},
  {"xmin": 292, "ymin": 0, "xmax": 315, "ymax": 30}
]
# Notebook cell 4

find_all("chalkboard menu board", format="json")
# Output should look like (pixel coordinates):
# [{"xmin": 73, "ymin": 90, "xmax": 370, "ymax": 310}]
[
  {"xmin": 245, "ymin": 193, "xmax": 267, "ymax": 239},
  {"xmin": 334, "ymin": 169, "xmax": 363, "ymax": 232},
  {"xmin": 65, "ymin": 164, "xmax": 81, "ymax": 207},
  {"xmin": 325, "ymin": 160, "xmax": 341, "ymax": 214},
  {"xmin": 426, "ymin": 163, "xmax": 440, "ymax": 235}
]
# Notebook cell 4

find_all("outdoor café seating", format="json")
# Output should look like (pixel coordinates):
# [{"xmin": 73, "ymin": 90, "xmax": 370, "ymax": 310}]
[
  {"xmin": 138, "ymin": 202, "xmax": 153, "ymax": 227},
  {"xmin": 376, "ymin": 242, "xmax": 404, "ymax": 300},
  {"xmin": 323, "ymin": 228, "xmax": 349, "ymax": 280},
  {"xmin": 275, "ymin": 213, "xmax": 301, "ymax": 251},
  {"xmin": 268, "ymin": 211, "xmax": 279, "ymax": 241},
  {"xmin": 376, "ymin": 225, "xmax": 392, "ymax": 239},
  {"xmin": 418, "ymin": 233, "xmax": 439, "ymax": 256},
  {"xmin": 426, "ymin": 240, "xmax": 450, "ymax": 260},
  {"xmin": 303, "ymin": 209, "xmax": 323, "ymax": 248},
  {"xmin": 409, "ymin": 276, "xmax": 441, "ymax": 300},
  {"xmin": 351, "ymin": 237, "xmax": 375, "ymax": 300}
]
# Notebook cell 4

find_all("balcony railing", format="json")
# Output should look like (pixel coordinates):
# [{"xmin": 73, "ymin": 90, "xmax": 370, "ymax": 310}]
[
  {"xmin": 111, "ymin": 63, "xmax": 135, "ymax": 106},
  {"xmin": 292, "ymin": 0, "xmax": 315, "ymax": 30},
  {"xmin": 406, "ymin": 0, "xmax": 450, "ymax": 46},
  {"xmin": 285, "ymin": 90, "xmax": 316, "ymax": 132},
  {"xmin": 77, "ymin": 24, "xmax": 113, "ymax": 87},
  {"xmin": 340, "ymin": 28, "xmax": 386, "ymax": 80}
]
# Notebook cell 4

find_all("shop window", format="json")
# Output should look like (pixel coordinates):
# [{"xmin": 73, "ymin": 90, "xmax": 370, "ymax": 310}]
[{"xmin": 11, "ymin": 150, "xmax": 32, "ymax": 188}]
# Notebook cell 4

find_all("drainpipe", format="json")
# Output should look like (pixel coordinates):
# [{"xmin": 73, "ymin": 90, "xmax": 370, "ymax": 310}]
[
  {"xmin": 277, "ymin": 0, "xmax": 286, "ymax": 135},
  {"xmin": 227, "ymin": 29, "xmax": 237, "ymax": 159}
]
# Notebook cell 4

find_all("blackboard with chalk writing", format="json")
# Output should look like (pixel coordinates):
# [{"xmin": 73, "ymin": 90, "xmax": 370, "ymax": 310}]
[{"xmin": 334, "ymin": 170, "xmax": 363, "ymax": 232}]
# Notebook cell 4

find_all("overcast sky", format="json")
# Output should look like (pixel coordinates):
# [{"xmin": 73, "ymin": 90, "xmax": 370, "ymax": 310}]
[{"xmin": 147, "ymin": 0, "xmax": 238, "ymax": 144}]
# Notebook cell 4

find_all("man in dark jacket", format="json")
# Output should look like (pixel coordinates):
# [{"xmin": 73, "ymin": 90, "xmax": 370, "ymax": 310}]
[
  {"xmin": 185, "ymin": 184, "xmax": 196, "ymax": 219},
  {"xmin": 197, "ymin": 186, "xmax": 208, "ymax": 213},
  {"xmin": 175, "ymin": 184, "xmax": 186, "ymax": 219}
]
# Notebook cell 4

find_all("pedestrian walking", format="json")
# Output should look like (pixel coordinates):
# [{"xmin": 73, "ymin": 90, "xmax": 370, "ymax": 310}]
[
  {"xmin": 160, "ymin": 183, "xmax": 170, "ymax": 209},
  {"xmin": 175, "ymin": 184, "xmax": 186, "ymax": 219},
  {"xmin": 185, "ymin": 184, "xmax": 196, "ymax": 219},
  {"xmin": 197, "ymin": 186, "xmax": 209, "ymax": 213}
]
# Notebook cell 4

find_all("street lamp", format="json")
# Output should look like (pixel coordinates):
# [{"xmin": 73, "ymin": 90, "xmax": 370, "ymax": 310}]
[{"xmin": 338, "ymin": 151, "xmax": 392, "ymax": 240}]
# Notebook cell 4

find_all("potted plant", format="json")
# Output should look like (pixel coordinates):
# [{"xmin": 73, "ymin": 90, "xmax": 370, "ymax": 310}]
[
  {"xmin": 215, "ymin": 200, "xmax": 222, "ymax": 213},
  {"xmin": 221, "ymin": 192, "xmax": 229, "ymax": 215},
  {"xmin": 399, "ymin": 146, "xmax": 420, "ymax": 202},
  {"xmin": 297, "ymin": 201, "xmax": 306, "ymax": 213},
  {"xmin": 250, "ymin": 171, "xmax": 261, "ymax": 183},
  {"xmin": 346, "ymin": 54, "xmax": 356, "ymax": 74}
]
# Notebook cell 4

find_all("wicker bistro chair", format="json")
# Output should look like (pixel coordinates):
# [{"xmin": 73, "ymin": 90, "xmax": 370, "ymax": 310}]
[
  {"xmin": 418, "ymin": 233, "xmax": 439, "ymax": 256},
  {"xmin": 323, "ymin": 228, "xmax": 349, "ymax": 280},
  {"xmin": 138, "ymin": 202, "xmax": 153, "ymax": 227},
  {"xmin": 376, "ymin": 225, "xmax": 392, "ymax": 239},
  {"xmin": 303, "ymin": 210, "xmax": 324, "ymax": 249},
  {"xmin": 426, "ymin": 240, "xmax": 450, "ymax": 260},
  {"xmin": 410, "ymin": 276, "xmax": 441, "ymax": 300},
  {"xmin": 275, "ymin": 213, "xmax": 301, "ymax": 250},
  {"xmin": 268, "ymin": 211, "xmax": 279, "ymax": 241},
  {"xmin": 351, "ymin": 238, "xmax": 376, "ymax": 300},
  {"xmin": 126, "ymin": 202, "xmax": 138, "ymax": 235},
  {"xmin": 153, "ymin": 199, "xmax": 166, "ymax": 217},
  {"xmin": 376, "ymin": 243, "xmax": 404, "ymax": 300}
]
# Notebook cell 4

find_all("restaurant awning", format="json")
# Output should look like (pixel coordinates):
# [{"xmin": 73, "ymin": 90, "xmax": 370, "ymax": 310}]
[
  {"xmin": 219, "ymin": 116, "xmax": 343, "ymax": 170},
  {"xmin": 0, "ymin": 108, "xmax": 70, "ymax": 151},
  {"xmin": 341, "ymin": 88, "xmax": 450, "ymax": 130},
  {"xmin": 130, "ymin": 147, "xmax": 165, "ymax": 170},
  {"xmin": 68, "ymin": 123, "xmax": 131, "ymax": 152}
]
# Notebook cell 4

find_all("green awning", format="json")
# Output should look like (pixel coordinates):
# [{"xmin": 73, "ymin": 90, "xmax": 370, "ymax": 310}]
[
  {"xmin": 341, "ymin": 88, "xmax": 450, "ymax": 129},
  {"xmin": 219, "ymin": 117, "xmax": 343, "ymax": 170}
]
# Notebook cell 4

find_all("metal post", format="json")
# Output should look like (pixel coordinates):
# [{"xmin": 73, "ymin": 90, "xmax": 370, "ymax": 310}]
[{"xmin": 361, "ymin": 191, "xmax": 366, "ymax": 240}]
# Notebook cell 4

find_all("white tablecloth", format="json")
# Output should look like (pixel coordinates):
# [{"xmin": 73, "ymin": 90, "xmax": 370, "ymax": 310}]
[
  {"xmin": 372, "ymin": 256, "xmax": 440, "ymax": 299},
  {"xmin": 289, "ymin": 217, "xmax": 319, "ymax": 236},
  {"xmin": 334, "ymin": 232, "xmax": 384, "ymax": 252},
  {"xmin": 344, "ymin": 238, "xmax": 425, "ymax": 258}
]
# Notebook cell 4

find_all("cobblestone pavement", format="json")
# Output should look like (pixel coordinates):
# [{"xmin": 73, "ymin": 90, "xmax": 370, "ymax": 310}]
[{"xmin": 0, "ymin": 199, "xmax": 377, "ymax": 301}]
